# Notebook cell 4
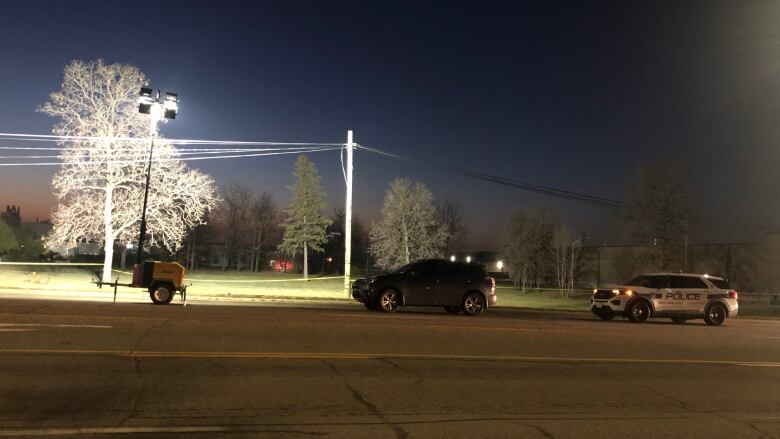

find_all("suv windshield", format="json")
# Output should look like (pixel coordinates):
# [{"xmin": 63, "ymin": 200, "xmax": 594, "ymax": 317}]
[
  {"xmin": 625, "ymin": 275, "xmax": 664, "ymax": 288},
  {"xmin": 391, "ymin": 262, "xmax": 417, "ymax": 274}
]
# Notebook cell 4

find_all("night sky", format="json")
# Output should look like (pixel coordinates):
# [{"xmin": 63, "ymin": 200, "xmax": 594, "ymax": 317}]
[{"xmin": 1, "ymin": 0, "xmax": 779, "ymax": 250}]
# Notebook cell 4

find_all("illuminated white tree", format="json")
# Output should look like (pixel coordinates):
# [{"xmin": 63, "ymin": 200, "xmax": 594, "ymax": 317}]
[
  {"xmin": 369, "ymin": 178, "xmax": 448, "ymax": 271},
  {"xmin": 40, "ymin": 60, "xmax": 218, "ymax": 281}
]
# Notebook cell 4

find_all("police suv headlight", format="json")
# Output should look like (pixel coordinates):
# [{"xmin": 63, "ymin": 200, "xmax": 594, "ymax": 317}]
[{"xmin": 613, "ymin": 289, "xmax": 633, "ymax": 297}]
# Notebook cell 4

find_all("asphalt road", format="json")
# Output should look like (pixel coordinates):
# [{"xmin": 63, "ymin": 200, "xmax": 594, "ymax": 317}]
[{"xmin": 1, "ymin": 298, "xmax": 779, "ymax": 438}]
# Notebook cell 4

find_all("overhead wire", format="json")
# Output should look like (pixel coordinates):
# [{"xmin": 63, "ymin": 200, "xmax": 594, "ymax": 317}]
[
  {"xmin": 0, "ymin": 146, "xmax": 341, "ymax": 166},
  {"xmin": 356, "ymin": 143, "xmax": 780, "ymax": 233},
  {"xmin": 0, "ymin": 132, "xmax": 342, "ymax": 147}
]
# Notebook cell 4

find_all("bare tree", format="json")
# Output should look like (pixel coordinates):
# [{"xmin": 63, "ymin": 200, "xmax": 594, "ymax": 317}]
[
  {"xmin": 620, "ymin": 160, "xmax": 694, "ymax": 271},
  {"xmin": 249, "ymin": 191, "xmax": 278, "ymax": 272},
  {"xmin": 502, "ymin": 206, "xmax": 555, "ymax": 292},
  {"xmin": 40, "ymin": 60, "xmax": 218, "ymax": 281},
  {"xmin": 325, "ymin": 208, "xmax": 370, "ymax": 274},
  {"xmin": 551, "ymin": 225, "xmax": 574, "ymax": 294},
  {"xmin": 436, "ymin": 199, "xmax": 467, "ymax": 255},
  {"xmin": 219, "ymin": 184, "xmax": 253, "ymax": 271},
  {"xmin": 370, "ymin": 178, "xmax": 448, "ymax": 271}
]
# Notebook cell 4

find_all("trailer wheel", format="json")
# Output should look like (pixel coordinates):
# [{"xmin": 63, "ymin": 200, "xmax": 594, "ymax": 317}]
[{"xmin": 150, "ymin": 284, "xmax": 175, "ymax": 305}]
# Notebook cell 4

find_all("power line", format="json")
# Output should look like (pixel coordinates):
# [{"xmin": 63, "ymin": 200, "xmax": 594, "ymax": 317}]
[
  {"xmin": 0, "ymin": 146, "xmax": 337, "ymax": 160},
  {"xmin": 0, "ymin": 132, "xmax": 342, "ymax": 147},
  {"xmin": 0, "ymin": 146, "xmax": 341, "ymax": 167},
  {"xmin": 357, "ymin": 143, "xmax": 779, "ymax": 233}
]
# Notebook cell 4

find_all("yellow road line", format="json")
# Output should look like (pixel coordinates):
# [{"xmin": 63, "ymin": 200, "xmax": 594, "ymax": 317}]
[{"xmin": 1, "ymin": 349, "xmax": 779, "ymax": 367}]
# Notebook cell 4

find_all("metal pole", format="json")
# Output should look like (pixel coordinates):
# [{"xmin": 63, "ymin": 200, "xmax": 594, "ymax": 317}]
[
  {"xmin": 136, "ymin": 117, "xmax": 156, "ymax": 266},
  {"xmin": 344, "ymin": 130, "xmax": 354, "ymax": 297}
]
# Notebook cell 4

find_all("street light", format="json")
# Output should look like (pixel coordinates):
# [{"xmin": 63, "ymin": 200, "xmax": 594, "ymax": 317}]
[
  {"xmin": 466, "ymin": 256, "xmax": 471, "ymax": 263},
  {"xmin": 450, "ymin": 255, "xmax": 456, "ymax": 262},
  {"xmin": 496, "ymin": 260, "xmax": 504, "ymax": 271},
  {"xmin": 135, "ymin": 86, "xmax": 179, "ymax": 266}
]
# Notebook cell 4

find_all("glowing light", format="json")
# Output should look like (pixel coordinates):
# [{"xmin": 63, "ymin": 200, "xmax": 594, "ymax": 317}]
[
  {"xmin": 450, "ymin": 255, "xmax": 456, "ymax": 262},
  {"xmin": 496, "ymin": 260, "xmax": 503, "ymax": 270},
  {"xmin": 125, "ymin": 243, "xmax": 133, "ymax": 249},
  {"xmin": 466, "ymin": 256, "xmax": 471, "ymax": 263}
]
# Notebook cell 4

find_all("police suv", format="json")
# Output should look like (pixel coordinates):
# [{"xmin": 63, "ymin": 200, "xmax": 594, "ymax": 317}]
[{"xmin": 591, "ymin": 273, "xmax": 738, "ymax": 326}]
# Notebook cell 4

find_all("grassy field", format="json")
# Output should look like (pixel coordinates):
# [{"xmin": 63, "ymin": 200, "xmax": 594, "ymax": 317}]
[
  {"xmin": 0, "ymin": 263, "xmax": 778, "ymax": 317},
  {"xmin": 0, "ymin": 264, "xmax": 348, "ymax": 300}
]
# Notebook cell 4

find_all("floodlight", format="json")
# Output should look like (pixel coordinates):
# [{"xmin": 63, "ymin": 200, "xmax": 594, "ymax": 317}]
[
  {"xmin": 163, "ymin": 92, "xmax": 178, "ymax": 119},
  {"xmin": 138, "ymin": 87, "xmax": 154, "ymax": 114}
]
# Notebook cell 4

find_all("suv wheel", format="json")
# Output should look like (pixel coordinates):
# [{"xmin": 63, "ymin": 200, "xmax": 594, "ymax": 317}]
[
  {"xmin": 704, "ymin": 303, "xmax": 727, "ymax": 326},
  {"xmin": 378, "ymin": 289, "xmax": 400, "ymax": 313},
  {"xmin": 462, "ymin": 292, "xmax": 485, "ymax": 316},
  {"xmin": 627, "ymin": 300, "xmax": 650, "ymax": 323}
]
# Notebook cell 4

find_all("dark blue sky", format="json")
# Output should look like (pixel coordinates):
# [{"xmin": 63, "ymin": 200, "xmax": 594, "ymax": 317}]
[{"xmin": 1, "ymin": 0, "xmax": 779, "ymax": 249}]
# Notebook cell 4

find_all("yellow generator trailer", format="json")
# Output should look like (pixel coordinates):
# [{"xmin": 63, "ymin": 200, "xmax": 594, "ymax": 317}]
[
  {"xmin": 95, "ymin": 260, "xmax": 188, "ymax": 305},
  {"xmin": 132, "ymin": 261, "xmax": 187, "ymax": 305}
]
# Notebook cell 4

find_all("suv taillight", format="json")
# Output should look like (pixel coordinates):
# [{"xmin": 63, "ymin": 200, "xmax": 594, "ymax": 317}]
[
  {"xmin": 728, "ymin": 290, "xmax": 738, "ymax": 301},
  {"xmin": 490, "ymin": 277, "xmax": 495, "ymax": 293}
]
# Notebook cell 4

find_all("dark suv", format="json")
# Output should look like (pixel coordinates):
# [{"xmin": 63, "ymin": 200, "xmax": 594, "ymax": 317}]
[{"xmin": 352, "ymin": 259, "xmax": 497, "ymax": 316}]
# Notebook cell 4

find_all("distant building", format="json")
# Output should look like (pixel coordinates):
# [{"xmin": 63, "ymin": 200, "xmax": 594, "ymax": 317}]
[{"xmin": 1, "ymin": 205, "xmax": 21, "ymax": 228}]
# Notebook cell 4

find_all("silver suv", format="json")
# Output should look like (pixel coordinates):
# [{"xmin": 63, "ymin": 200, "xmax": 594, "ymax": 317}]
[{"xmin": 591, "ymin": 273, "xmax": 739, "ymax": 326}]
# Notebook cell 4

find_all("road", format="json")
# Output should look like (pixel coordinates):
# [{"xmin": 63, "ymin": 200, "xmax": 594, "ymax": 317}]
[{"xmin": 0, "ymin": 298, "xmax": 779, "ymax": 438}]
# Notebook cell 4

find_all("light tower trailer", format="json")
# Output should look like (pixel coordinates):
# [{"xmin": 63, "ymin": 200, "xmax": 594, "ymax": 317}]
[{"xmin": 94, "ymin": 261, "xmax": 188, "ymax": 305}]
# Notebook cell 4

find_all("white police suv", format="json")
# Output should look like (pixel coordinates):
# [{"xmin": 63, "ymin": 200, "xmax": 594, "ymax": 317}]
[{"xmin": 591, "ymin": 273, "xmax": 739, "ymax": 326}]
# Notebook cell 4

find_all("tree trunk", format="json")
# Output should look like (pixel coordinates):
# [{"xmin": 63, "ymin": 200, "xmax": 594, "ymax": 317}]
[
  {"xmin": 303, "ymin": 241, "xmax": 308, "ymax": 280},
  {"xmin": 189, "ymin": 236, "xmax": 196, "ymax": 271},
  {"xmin": 101, "ymin": 186, "xmax": 114, "ymax": 283}
]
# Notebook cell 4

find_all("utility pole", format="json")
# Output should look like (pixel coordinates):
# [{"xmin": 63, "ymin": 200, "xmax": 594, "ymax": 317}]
[{"xmin": 344, "ymin": 130, "xmax": 354, "ymax": 297}]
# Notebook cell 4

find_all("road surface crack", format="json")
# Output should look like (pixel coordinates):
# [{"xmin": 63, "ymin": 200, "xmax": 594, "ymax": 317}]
[
  {"xmin": 322, "ymin": 360, "xmax": 408, "ymax": 439},
  {"xmin": 518, "ymin": 421, "xmax": 556, "ymax": 439},
  {"xmin": 380, "ymin": 358, "xmax": 424, "ymax": 386},
  {"xmin": 718, "ymin": 415, "xmax": 777, "ymax": 439}
]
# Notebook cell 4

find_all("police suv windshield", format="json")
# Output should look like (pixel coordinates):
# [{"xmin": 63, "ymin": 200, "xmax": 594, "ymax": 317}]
[{"xmin": 625, "ymin": 275, "xmax": 663, "ymax": 288}]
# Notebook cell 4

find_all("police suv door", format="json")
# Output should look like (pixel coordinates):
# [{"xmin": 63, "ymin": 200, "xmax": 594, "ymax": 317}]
[{"xmin": 681, "ymin": 276, "xmax": 709, "ymax": 313}]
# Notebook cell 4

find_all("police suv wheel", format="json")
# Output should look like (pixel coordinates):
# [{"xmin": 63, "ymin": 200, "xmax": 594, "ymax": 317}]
[
  {"xmin": 628, "ymin": 300, "xmax": 650, "ymax": 323},
  {"xmin": 150, "ymin": 285, "xmax": 174, "ymax": 305},
  {"xmin": 378, "ymin": 289, "xmax": 400, "ymax": 313},
  {"xmin": 705, "ymin": 303, "xmax": 727, "ymax": 326}
]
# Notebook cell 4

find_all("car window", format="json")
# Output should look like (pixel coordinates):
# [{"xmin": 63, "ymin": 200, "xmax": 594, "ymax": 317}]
[
  {"xmin": 626, "ymin": 275, "xmax": 665, "ymax": 289},
  {"xmin": 682, "ymin": 276, "xmax": 708, "ymax": 288},
  {"xmin": 466, "ymin": 263, "xmax": 487, "ymax": 277},
  {"xmin": 414, "ymin": 261, "xmax": 437, "ymax": 276},
  {"xmin": 708, "ymin": 277, "xmax": 730, "ymax": 289},
  {"xmin": 668, "ymin": 276, "xmax": 687, "ymax": 289},
  {"xmin": 436, "ymin": 261, "xmax": 462, "ymax": 276}
]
